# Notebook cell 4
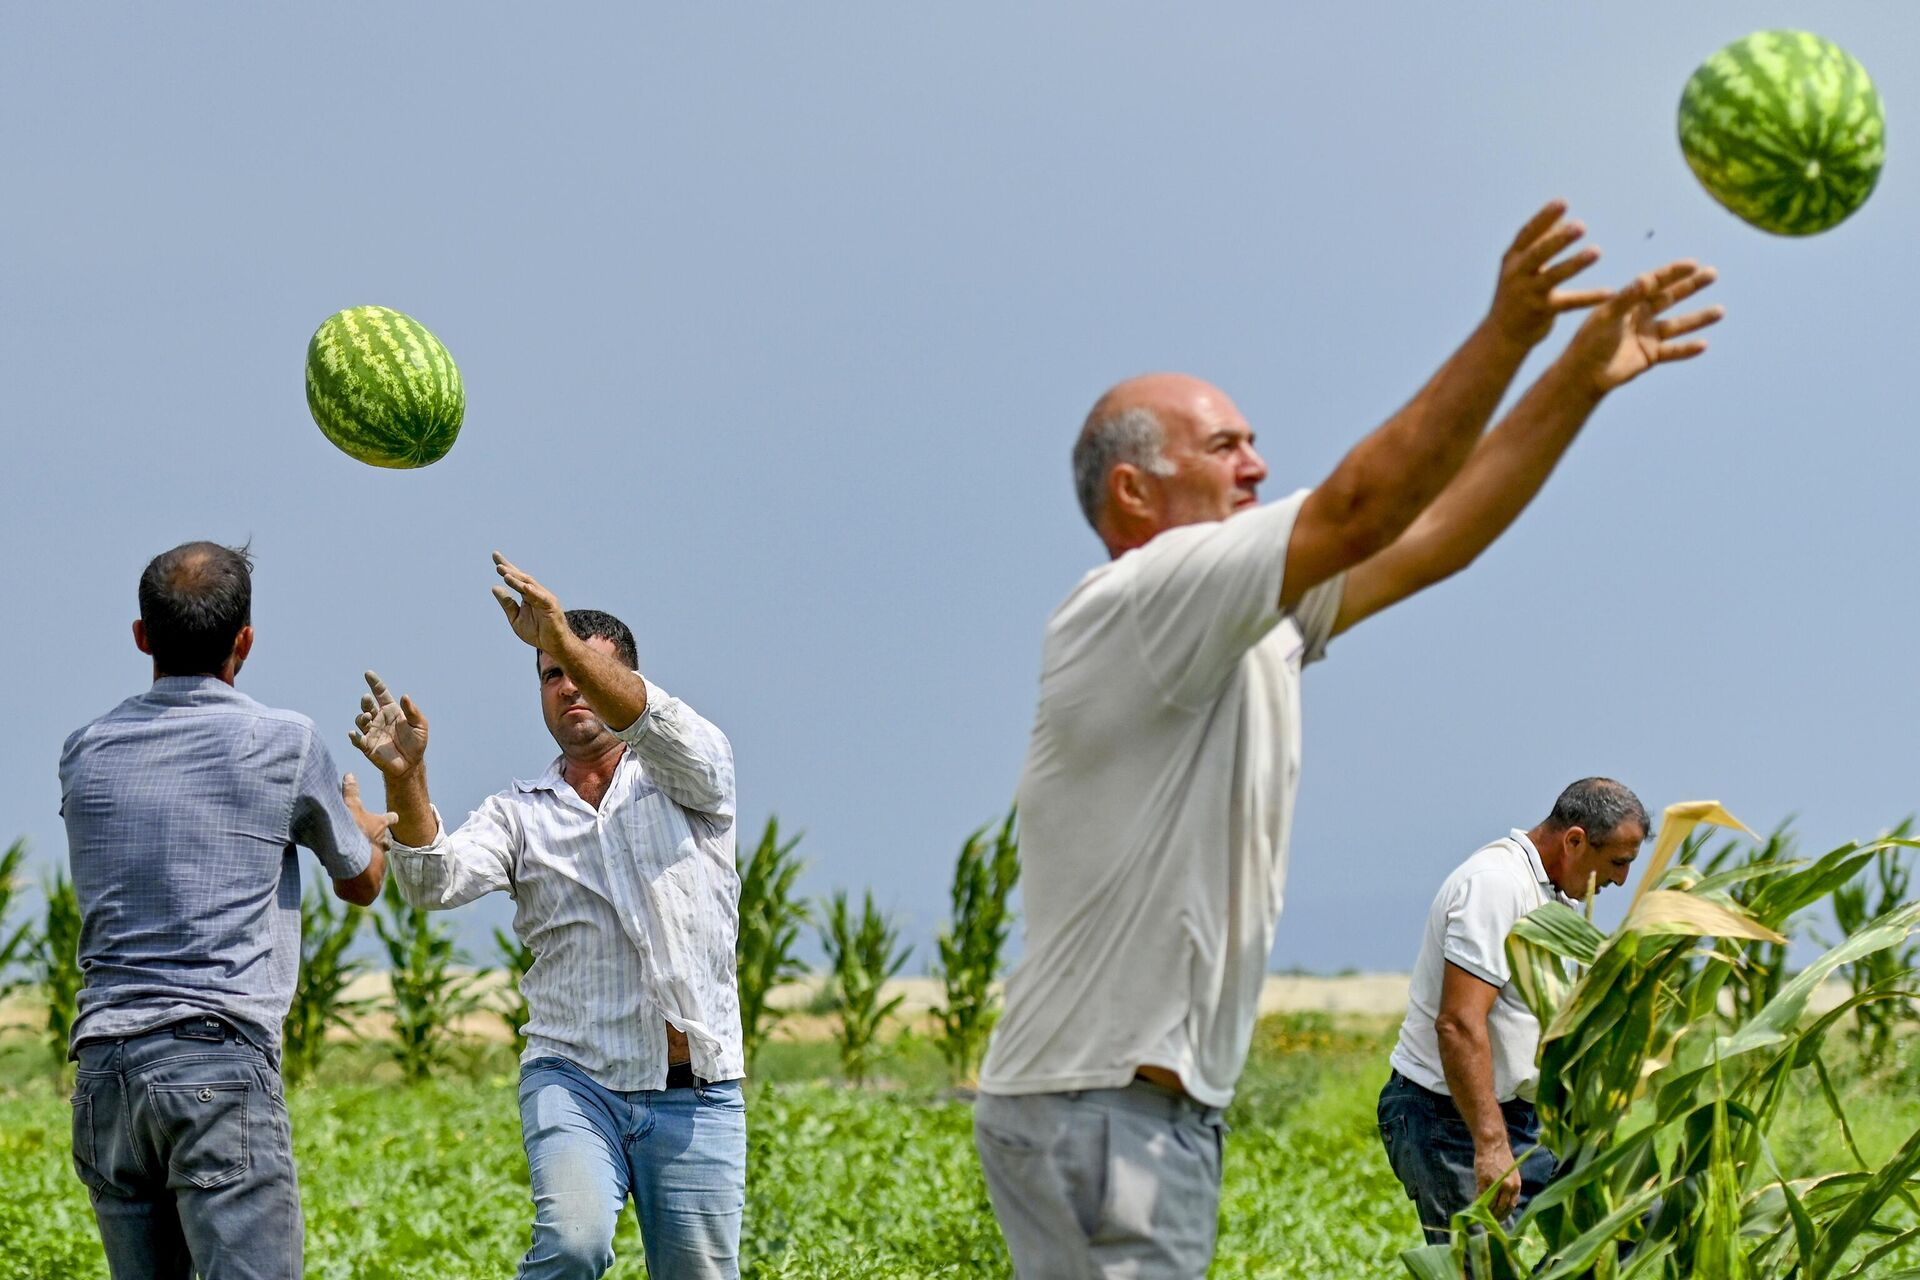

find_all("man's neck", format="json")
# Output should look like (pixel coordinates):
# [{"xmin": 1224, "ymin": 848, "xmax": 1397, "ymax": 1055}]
[
  {"xmin": 560, "ymin": 740, "xmax": 627, "ymax": 802},
  {"xmin": 1528, "ymin": 824, "xmax": 1578, "ymax": 897}
]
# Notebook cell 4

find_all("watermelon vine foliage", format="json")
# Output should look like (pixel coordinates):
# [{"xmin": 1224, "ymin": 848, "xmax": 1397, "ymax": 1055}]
[{"xmin": 1401, "ymin": 803, "xmax": 1920, "ymax": 1280}]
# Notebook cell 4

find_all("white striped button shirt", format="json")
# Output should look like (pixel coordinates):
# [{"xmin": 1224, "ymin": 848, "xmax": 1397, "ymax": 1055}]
[{"xmin": 388, "ymin": 677, "xmax": 743, "ymax": 1089}]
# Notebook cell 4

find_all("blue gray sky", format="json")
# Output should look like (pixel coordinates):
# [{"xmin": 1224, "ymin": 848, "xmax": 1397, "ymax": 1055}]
[{"xmin": 4, "ymin": 4, "xmax": 1915, "ymax": 971}]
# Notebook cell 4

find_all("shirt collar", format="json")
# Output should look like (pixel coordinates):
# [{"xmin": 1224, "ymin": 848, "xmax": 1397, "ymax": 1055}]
[
  {"xmin": 513, "ymin": 757, "xmax": 571, "ymax": 794},
  {"xmin": 1510, "ymin": 828, "xmax": 1577, "ymax": 906},
  {"xmin": 144, "ymin": 675, "xmax": 252, "ymax": 707},
  {"xmin": 512, "ymin": 747, "xmax": 634, "ymax": 795}
]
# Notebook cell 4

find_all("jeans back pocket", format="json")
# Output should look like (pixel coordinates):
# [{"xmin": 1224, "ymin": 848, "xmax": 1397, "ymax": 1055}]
[
  {"xmin": 148, "ymin": 1079, "xmax": 250, "ymax": 1190},
  {"xmin": 70, "ymin": 1091, "xmax": 107, "ymax": 1192}
]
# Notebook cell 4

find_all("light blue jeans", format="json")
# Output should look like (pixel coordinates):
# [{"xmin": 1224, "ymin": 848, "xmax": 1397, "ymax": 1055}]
[{"xmin": 516, "ymin": 1055, "xmax": 746, "ymax": 1280}]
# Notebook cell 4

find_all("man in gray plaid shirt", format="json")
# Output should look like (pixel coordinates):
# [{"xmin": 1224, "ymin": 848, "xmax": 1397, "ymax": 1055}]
[{"xmin": 60, "ymin": 540, "xmax": 391, "ymax": 1280}]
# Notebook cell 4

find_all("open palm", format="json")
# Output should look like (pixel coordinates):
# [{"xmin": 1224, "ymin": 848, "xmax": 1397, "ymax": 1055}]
[
  {"xmin": 349, "ymin": 670, "xmax": 429, "ymax": 778},
  {"xmin": 1566, "ymin": 259, "xmax": 1723, "ymax": 395}
]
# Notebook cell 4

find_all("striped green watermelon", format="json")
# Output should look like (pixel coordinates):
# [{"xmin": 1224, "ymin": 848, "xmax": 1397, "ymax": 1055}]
[
  {"xmin": 1678, "ymin": 30, "xmax": 1885, "ymax": 236},
  {"xmin": 305, "ymin": 306, "xmax": 465, "ymax": 468}
]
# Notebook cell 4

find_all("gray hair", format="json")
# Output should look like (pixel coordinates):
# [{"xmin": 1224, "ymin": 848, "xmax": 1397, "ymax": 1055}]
[
  {"xmin": 1072, "ymin": 405, "xmax": 1176, "ymax": 532},
  {"xmin": 1544, "ymin": 777, "xmax": 1650, "ymax": 843}
]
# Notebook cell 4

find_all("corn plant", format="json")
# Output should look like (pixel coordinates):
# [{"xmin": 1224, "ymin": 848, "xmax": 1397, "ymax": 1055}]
[
  {"xmin": 283, "ymin": 886, "xmax": 372, "ymax": 1085},
  {"xmin": 932, "ymin": 807, "xmax": 1019, "ymax": 1085},
  {"xmin": 1829, "ymin": 827, "xmax": 1918, "ymax": 1070},
  {"xmin": 492, "ymin": 927, "xmax": 534, "ymax": 1053},
  {"xmin": 737, "ymin": 816, "xmax": 811, "ymax": 1071},
  {"xmin": 819, "ymin": 890, "xmax": 910, "ymax": 1086},
  {"xmin": 371, "ymin": 879, "xmax": 485, "ymax": 1082},
  {"xmin": 0, "ymin": 839, "xmax": 35, "ymax": 1000},
  {"xmin": 1401, "ymin": 801, "xmax": 1920, "ymax": 1280},
  {"xmin": 37, "ymin": 871, "xmax": 82, "ymax": 1074},
  {"xmin": 1693, "ymin": 823, "xmax": 1797, "ymax": 1024}
]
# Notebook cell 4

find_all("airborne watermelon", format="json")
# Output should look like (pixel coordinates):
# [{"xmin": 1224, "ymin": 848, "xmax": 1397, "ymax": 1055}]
[
  {"xmin": 1678, "ymin": 30, "xmax": 1885, "ymax": 236},
  {"xmin": 305, "ymin": 306, "xmax": 465, "ymax": 468}
]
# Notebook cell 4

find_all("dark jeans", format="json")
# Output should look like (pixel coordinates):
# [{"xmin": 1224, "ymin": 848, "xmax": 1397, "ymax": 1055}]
[
  {"xmin": 70, "ymin": 1020, "xmax": 301, "ymax": 1280},
  {"xmin": 1377, "ymin": 1070, "xmax": 1557, "ymax": 1245}
]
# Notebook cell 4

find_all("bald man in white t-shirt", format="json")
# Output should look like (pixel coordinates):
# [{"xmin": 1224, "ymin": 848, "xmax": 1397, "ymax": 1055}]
[
  {"xmin": 974, "ymin": 207, "xmax": 1722, "ymax": 1278},
  {"xmin": 1381, "ymin": 779, "xmax": 1648, "ymax": 1246}
]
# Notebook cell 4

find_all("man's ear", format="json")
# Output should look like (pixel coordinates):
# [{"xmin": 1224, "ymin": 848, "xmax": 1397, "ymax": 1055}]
[
  {"xmin": 1109, "ymin": 463, "xmax": 1154, "ymax": 521},
  {"xmin": 231, "ymin": 625, "xmax": 255, "ymax": 669},
  {"xmin": 132, "ymin": 620, "xmax": 151, "ymax": 655},
  {"xmin": 1562, "ymin": 826, "xmax": 1589, "ymax": 855}
]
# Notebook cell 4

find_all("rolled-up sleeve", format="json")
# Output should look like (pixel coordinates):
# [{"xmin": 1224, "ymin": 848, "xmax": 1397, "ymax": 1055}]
[
  {"xmin": 613, "ymin": 678, "xmax": 735, "ymax": 820},
  {"xmin": 388, "ymin": 796, "xmax": 519, "ymax": 909},
  {"xmin": 289, "ymin": 731, "xmax": 373, "ymax": 880}
]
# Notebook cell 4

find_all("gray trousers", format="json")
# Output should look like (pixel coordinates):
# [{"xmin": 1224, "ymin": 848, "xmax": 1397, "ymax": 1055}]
[
  {"xmin": 974, "ymin": 1082, "xmax": 1226, "ymax": 1279},
  {"xmin": 71, "ymin": 1021, "xmax": 301, "ymax": 1280}
]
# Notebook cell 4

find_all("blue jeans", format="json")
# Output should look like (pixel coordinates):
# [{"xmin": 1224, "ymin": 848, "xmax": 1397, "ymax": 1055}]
[
  {"xmin": 70, "ymin": 1020, "xmax": 301, "ymax": 1280},
  {"xmin": 1377, "ymin": 1070, "xmax": 1557, "ymax": 1245},
  {"xmin": 517, "ymin": 1056, "xmax": 747, "ymax": 1280}
]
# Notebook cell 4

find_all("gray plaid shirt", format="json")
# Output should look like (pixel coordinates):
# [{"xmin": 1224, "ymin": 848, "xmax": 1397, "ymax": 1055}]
[{"xmin": 59, "ymin": 676, "xmax": 372, "ymax": 1057}]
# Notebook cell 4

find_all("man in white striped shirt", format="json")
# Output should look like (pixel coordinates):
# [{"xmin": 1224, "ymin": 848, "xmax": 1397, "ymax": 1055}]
[{"xmin": 350, "ymin": 553, "xmax": 745, "ymax": 1280}]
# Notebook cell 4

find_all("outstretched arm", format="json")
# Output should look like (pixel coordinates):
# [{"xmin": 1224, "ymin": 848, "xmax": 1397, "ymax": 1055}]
[
  {"xmin": 349, "ymin": 671, "xmax": 515, "ymax": 907},
  {"xmin": 1332, "ymin": 259, "xmax": 1722, "ymax": 633},
  {"xmin": 490, "ymin": 554, "xmax": 734, "ymax": 815},
  {"xmin": 350, "ymin": 671, "xmax": 437, "ymax": 847},
  {"xmin": 490, "ymin": 552, "xmax": 648, "ymax": 731},
  {"xmin": 1281, "ymin": 202, "xmax": 1607, "ymax": 609}
]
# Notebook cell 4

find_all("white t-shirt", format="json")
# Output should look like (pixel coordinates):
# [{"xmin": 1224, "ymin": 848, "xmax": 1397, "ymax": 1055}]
[
  {"xmin": 979, "ymin": 493, "xmax": 1344, "ymax": 1108},
  {"xmin": 1388, "ymin": 831, "xmax": 1574, "ymax": 1103}
]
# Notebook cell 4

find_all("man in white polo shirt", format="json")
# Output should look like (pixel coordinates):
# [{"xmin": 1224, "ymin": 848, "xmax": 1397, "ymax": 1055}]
[
  {"xmin": 1380, "ymin": 778, "xmax": 1649, "ymax": 1245},
  {"xmin": 974, "ymin": 203, "xmax": 1721, "ymax": 1278}
]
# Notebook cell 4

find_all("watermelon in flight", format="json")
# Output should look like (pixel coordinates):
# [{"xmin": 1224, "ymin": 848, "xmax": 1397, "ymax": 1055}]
[
  {"xmin": 305, "ymin": 306, "xmax": 465, "ymax": 468},
  {"xmin": 1677, "ymin": 30, "xmax": 1885, "ymax": 236}
]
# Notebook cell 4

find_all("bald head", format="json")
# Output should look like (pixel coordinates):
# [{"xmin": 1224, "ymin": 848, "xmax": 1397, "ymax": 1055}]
[{"xmin": 1073, "ymin": 373, "xmax": 1267, "ymax": 554}]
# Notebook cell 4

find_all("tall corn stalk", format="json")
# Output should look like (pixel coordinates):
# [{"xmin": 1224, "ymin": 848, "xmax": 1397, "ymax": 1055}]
[
  {"xmin": 736, "ymin": 816, "xmax": 810, "ymax": 1071},
  {"xmin": 0, "ymin": 839, "xmax": 35, "ymax": 1001},
  {"xmin": 1829, "ymin": 829, "xmax": 1918, "ymax": 1070},
  {"xmin": 932, "ymin": 807, "xmax": 1019, "ymax": 1085},
  {"xmin": 371, "ymin": 879, "xmax": 484, "ymax": 1082},
  {"xmin": 37, "ymin": 871, "xmax": 82, "ymax": 1075},
  {"xmin": 1401, "ymin": 801, "xmax": 1920, "ymax": 1280},
  {"xmin": 283, "ymin": 886, "xmax": 371, "ymax": 1085},
  {"xmin": 819, "ymin": 890, "xmax": 910, "ymax": 1086}
]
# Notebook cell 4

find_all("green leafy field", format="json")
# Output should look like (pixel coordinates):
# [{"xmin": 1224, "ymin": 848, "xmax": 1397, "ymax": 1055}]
[{"xmin": 3, "ymin": 1016, "xmax": 1916, "ymax": 1279}]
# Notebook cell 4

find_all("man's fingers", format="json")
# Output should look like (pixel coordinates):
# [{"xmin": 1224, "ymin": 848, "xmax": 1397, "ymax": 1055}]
[
  {"xmin": 1655, "ymin": 338, "xmax": 1711, "ymax": 363},
  {"xmin": 1507, "ymin": 200, "xmax": 1568, "ymax": 254},
  {"xmin": 400, "ymin": 695, "xmax": 428, "ymax": 729},
  {"xmin": 1515, "ymin": 219, "xmax": 1587, "ymax": 276},
  {"xmin": 1538, "ymin": 247, "xmax": 1601, "ymax": 289},
  {"xmin": 1547, "ymin": 287, "xmax": 1612, "ymax": 312},
  {"xmin": 491, "ymin": 584, "xmax": 520, "ymax": 620},
  {"xmin": 342, "ymin": 772, "xmax": 361, "ymax": 804},
  {"xmin": 1654, "ymin": 306, "xmax": 1724, "ymax": 341},
  {"xmin": 1651, "ymin": 265, "xmax": 1718, "ymax": 314},
  {"xmin": 363, "ymin": 669, "xmax": 398, "ymax": 709}
]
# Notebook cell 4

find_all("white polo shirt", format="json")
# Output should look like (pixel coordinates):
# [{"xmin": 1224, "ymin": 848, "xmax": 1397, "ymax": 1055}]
[
  {"xmin": 979, "ymin": 493, "xmax": 1345, "ymax": 1108},
  {"xmin": 1389, "ymin": 831, "xmax": 1574, "ymax": 1103}
]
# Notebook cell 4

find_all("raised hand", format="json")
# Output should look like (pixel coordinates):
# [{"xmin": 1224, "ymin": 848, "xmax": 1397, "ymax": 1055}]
[
  {"xmin": 340, "ymin": 772, "xmax": 398, "ymax": 849},
  {"xmin": 1488, "ymin": 201, "xmax": 1609, "ymax": 349},
  {"xmin": 491, "ymin": 552, "xmax": 572, "ymax": 654},
  {"xmin": 349, "ymin": 670, "xmax": 429, "ymax": 779},
  {"xmin": 1559, "ymin": 259, "xmax": 1722, "ymax": 396}
]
